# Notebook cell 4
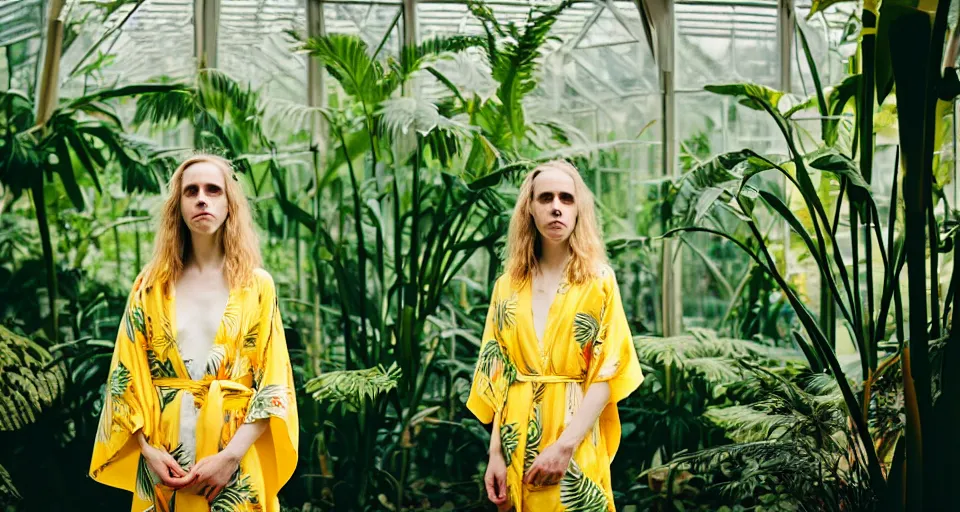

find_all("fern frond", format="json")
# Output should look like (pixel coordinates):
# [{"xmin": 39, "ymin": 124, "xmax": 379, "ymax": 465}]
[
  {"xmin": 306, "ymin": 364, "xmax": 401, "ymax": 410},
  {"xmin": 0, "ymin": 326, "xmax": 66, "ymax": 431},
  {"xmin": 0, "ymin": 463, "xmax": 19, "ymax": 505},
  {"xmin": 704, "ymin": 405, "xmax": 796, "ymax": 443}
]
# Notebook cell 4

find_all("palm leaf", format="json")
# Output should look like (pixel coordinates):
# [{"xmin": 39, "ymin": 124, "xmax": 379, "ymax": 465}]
[
  {"xmin": 704, "ymin": 405, "xmax": 797, "ymax": 443},
  {"xmin": 152, "ymin": 317, "xmax": 177, "ymax": 360},
  {"xmin": 135, "ymin": 453, "xmax": 158, "ymax": 501},
  {"xmin": 494, "ymin": 295, "xmax": 518, "ymax": 332},
  {"xmin": 246, "ymin": 384, "xmax": 292, "ymax": 421},
  {"xmin": 206, "ymin": 345, "xmax": 227, "ymax": 376},
  {"xmin": 220, "ymin": 299, "xmax": 241, "ymax": 336},
  {"xmin": 573, "ymin": 312, "xmax": 600, "ymax": 350},
  {"xmin": 299, "ymin": 33, "xmax": 390, "ymax": 109},
  {"xmin": 0, "ymin": 325, "xmax": 66, "ymax": 431},
  {"xmin": 242, "ymin": 323, "xmax": 258, "ymax": 350},
  {"xmin": 467, "ymin": 0, "xmax": 573, "ymax": 145},
  {"xmin": 210, "ymin": 470, "xmax": 254, "ymax": 512},
  {"xmin": 532, "ymin": 382, "xmax": 545, "ymax": 404},
  {"xmin": 394, "ymin": 35, "xmax": 487, "ymax": 79},
  {"xmin": 476, "ymin": 339, "xmax": 517, "ymax": 385},
  {"xmin": 157, "ymin": 386, "xmax": 178, "ymax": 412},
  {"xmin": 147, "ymin": 348, "xmax": 178, "ymax": 379},
  {"xmin": 132, "ymin": 85, "xmax": 198, "ymax": 127},
  {"xmin": 123, "ymin": 303, "xmax": 146, "ymax": 342},
  {"xmin": 168, "ymin": 443, "xmax": 192, "ymax": 470},
  {"xmin": 377, "ymin": 97, "xmax": 474, "ymax": 140},
  {"xmin": 524, "ymin": 405, "xmax": 542, "ymax": 473},
  {"xmin": 109, "ymin": 363, "xmax": 132, "ymax": 397},
  {"xmin": 500, "ymin": 422, "xmax": 520, "ymax": 466},
  {"xmin": 560, "ymin": 459, "xmax": 608, "ymax": 512},
  {"xmin": 305, "ymin": 364, "xmax": 401, "ymax": 411}
]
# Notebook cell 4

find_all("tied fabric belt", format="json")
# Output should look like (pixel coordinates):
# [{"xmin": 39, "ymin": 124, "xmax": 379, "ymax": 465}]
[
  {"xmin": 152, "ymin": 378, "xmax": 253, "ymax": 460},
  {"xmin": 513, "ymin": 373, "xmax": 584, "ymax": 384}
]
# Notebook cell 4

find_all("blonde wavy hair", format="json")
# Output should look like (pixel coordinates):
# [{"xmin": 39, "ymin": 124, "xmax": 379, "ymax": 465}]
[
  {"xmin": 141, "ymin": 154, "xmax": 262, "ymax": 290},
  {"xmin": 505, "ymin": 160, "xmax": 607, "ymax": 285}
]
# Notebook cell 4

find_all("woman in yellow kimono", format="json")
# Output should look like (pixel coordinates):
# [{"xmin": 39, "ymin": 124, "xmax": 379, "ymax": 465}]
[
  {"xmin": 89, "ymin": 154, "xmax": 299, "ymax": 511},
  {"xmin": 467, "ymin": 160, "xmax": 644, "ymax": 511}
]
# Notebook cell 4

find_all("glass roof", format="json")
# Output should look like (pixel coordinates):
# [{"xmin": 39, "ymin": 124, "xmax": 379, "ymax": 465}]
[{"xmin": 4, "ymin": 0, "xmax": 854, "ymax": 150}]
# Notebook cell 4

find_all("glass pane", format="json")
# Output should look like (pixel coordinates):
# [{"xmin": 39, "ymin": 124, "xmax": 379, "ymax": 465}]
[
  {"xmin": 792, "ymin": 2, "xmax": 857, "ymax": 97},
  {"xmin": 60, "ymin": 0, "xmax": 196, "ymax": 93},
  {"xmin": 676, "ymin": 1, "xmax": 779, "ymax": 90},
  {"xmin": 325, "ymin": 3, "xmax": 402, "ymax": 58},
  {"xmin": 0, "ymin": 0, "xmax": 43, "ymax": 93},
  {"xmin": 219, "ymin": 0, "xmax": 307, "ymax": 103}
]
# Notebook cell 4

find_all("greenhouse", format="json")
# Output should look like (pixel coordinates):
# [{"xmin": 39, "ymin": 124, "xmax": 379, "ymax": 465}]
[{"xmin": 1, "ymin": 0, "xmax": 958, "ymax": 509}]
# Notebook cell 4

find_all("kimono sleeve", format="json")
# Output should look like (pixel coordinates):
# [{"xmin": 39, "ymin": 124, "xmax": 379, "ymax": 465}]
[
  {"xmin": 247, "ymin": 269, "xmax": 299, "ymax": 499},
  {"xmin": 466, "ymin": 277, "xmax": 506, "ymax": 425},
  {"xmin": 89, "ymin": 279, "xmax": 157, "ymax": 492},
  {"xmin": 588, "ymin": 269, "xmax": 643, "ymax": 405}
]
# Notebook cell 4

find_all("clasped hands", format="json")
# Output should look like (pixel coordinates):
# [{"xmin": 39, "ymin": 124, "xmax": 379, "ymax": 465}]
[
  {"xmin": 141, "ymin": 443, "xmax": 240, "ymax": 503},
  {"xmin": 485, "ymin": 440, "xmax": 574, "ymax": 511}
]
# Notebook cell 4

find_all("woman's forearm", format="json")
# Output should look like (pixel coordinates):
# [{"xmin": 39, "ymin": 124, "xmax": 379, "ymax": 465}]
[
  {"xmin": 221, "ymin": 419, "xmax": 268, "ymax": 462},
  {"xmin": 555, "ymin": 381, "xmax": 610, "ymax": 451},
  {"xmin": 489, "ymin": 412, "xmax": 503, "ymax": 458}
]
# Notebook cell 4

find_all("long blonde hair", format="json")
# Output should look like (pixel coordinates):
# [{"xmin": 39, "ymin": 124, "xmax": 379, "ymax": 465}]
[
  {"xmin": 505, "ymin": 160, "xmax": 607, "ymax": 285},
  {"xmin": 141, "ymin": 154, "xmax": 262, "ymax": 290}
]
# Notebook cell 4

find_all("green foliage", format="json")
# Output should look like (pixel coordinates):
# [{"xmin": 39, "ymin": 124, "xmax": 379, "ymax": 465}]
[
  {"xmin": 305, "ymin": 364, "xmax": 401, "ymax": 412},
  {"xmin": 0, "ymin": 325, "xmax": 66, "ymax": 432}
]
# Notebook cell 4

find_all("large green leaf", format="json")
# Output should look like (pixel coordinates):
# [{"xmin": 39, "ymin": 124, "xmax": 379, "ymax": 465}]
[
  {"xmin": 704, "ymin": 83, "xmax": 786, "ymax": 112},
  {"xmin": 876, "ymin": 1, "xmax": 923, "ymax": 105},
  {"xmin": 301, "ymin": 34, "xmax": 390, "ymax": 110},
  {"xmin": 825, "ymin": 74, "xmax": 861, "ymax": 146}
]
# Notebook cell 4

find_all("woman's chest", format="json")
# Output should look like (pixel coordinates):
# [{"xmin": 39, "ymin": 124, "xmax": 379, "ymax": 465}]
[{"xmin": 175, "ymin": 288, "xmax": 229, "ymax": 350}]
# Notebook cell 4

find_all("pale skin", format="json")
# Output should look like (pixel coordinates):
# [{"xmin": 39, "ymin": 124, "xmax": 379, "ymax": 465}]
[
  {"xmin": 134, "ymin": 161, "xmax": 268, "ymax": 503},
  {"xmin": 484, "ymin": 168, "xmax": 612, "ymax": 510}
]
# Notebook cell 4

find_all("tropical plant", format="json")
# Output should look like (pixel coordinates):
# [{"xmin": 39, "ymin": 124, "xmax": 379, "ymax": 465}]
[
  {"xmin": 638, "ymin": 364, "xmax": 876, "ymax": 512},
  {"xmin": 0, "ymin": 324, "xmax": 67, "ymax": 503},
  {"xmin": 661, "ymin": 0, "xmax": 960, "ymax": 507},
  {"xmin": 437, "ymin": 0, "xmax": 577, "ymax": 167}
]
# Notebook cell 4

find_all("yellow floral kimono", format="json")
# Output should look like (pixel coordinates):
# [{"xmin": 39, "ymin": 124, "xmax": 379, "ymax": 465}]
[
  {"xmin": 467, "ymin": 265, "xmax": 643, "ymax": 512},
  {"xmin": 90, "ymin": 268, "xmax": 298, "ymax": 512}
]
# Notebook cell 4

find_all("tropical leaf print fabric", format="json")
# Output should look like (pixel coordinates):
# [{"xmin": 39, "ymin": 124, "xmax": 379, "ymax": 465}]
[
  {"xmin": 90, "ymin": 269, "xmax": 299, "ymax": 512},
  {"xmin": 467, "ymin": 266, "xmax": 644, "ymax": 511}
]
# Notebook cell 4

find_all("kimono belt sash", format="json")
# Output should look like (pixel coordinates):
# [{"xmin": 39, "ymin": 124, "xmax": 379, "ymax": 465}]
[
  {"xmin": 152, "ymin": 378, "xmax": 253, "ymax": 459},
  {"xmin": 513, "ymin": 373, "xmax": 584, "ymax": 384}
]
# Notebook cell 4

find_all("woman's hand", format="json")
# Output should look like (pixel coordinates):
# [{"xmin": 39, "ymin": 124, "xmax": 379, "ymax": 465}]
[
  {"xmin": 186, "ymin": 451, "xmax": 241, "ymax": 503},
  {"xmin": 484, "ymin": 451, "xmax": 512, "ymax": 511},
  {"xmin": 139, "ymin": 440, "xmax": 196, "ymax": 489},
  {"xmin": 523, "ymin": 440, "xmax": 574, "ymax": 487}
]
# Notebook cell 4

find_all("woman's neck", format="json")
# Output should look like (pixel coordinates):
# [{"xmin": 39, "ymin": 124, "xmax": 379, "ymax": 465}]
[
  {"xmin": 538, "ymin": 238, "xmax": 570, "ymax": 275},
  {"xmin": 186, "ymin": 231, "xmax": 225, "ymax": 273}
]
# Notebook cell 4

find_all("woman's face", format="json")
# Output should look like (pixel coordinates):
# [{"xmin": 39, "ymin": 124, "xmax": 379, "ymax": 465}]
[
  {"xmin": 530, "ymin": 168, "xmax": 578, "ymax": 244},
  {"xmin": 179, "ymin": 161, "xmax": 229, "ymax": 236}
]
